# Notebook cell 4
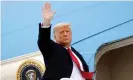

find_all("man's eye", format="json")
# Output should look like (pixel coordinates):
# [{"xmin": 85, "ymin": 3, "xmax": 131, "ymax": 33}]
[{"xmin": 60, "ymin": 31, "xmax": 64, "ymax": 34}]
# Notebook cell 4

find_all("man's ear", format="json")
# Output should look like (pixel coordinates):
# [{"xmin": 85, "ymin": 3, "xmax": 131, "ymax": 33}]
[
  {"xmin": 54, "ymin": 35, "xmax": 56, "ymax": 40},
  {"xmin": 54, "ymin": 34, "xmax": 57, "ymax": 42}
]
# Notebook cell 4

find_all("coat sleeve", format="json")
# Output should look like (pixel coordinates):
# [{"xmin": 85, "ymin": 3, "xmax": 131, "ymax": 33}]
[{"xmin": 37, "ymin": 23, "xmax": 56, "ymax": 60}]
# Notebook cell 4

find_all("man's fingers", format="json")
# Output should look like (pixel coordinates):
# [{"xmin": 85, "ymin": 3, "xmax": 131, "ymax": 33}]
[
  {"xmin": 42, "ymin": 3, "xmax": 45, "ymax": 12},
  {"xmin": 47, "ymin": 3, "xmax": 51, "ymax": 11},
  {"xmin": 42, "ymin": 3, "xmax": 48, "ymax": 11},
  {"xmin": 42, "ymin": 2, "xmax": 55, "ymax": 16},
  {"xmin": 45, "ymin": 3, "xmax": 48, "ymax": 9},
  {"xmin": 50, "ymin": 11, "xmax": 56, "ymax": 17},
  {"xmin": 43, "ymin": 2, "xmax": 51, "ymax": 11}
]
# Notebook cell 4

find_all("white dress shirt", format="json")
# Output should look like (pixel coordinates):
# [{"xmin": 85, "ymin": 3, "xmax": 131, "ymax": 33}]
[{"xmin": 60, "ymin": 47, "xmax": 85, "ymax": 80}]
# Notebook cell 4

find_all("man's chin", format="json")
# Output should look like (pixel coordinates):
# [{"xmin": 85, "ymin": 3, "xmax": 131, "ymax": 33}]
[{"xmin": 62, "ymin": 41, "xmax": 70, "ymax": 44}]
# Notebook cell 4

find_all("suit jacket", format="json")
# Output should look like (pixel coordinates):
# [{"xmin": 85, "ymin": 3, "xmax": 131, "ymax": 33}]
[{"xmin": 38, "ymin": 23, "xmax": 89, "ymax": 80}]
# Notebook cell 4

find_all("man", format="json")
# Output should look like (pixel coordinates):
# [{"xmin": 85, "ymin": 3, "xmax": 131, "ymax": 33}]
[{"xmin": 38, "ymin": 3, "xmax": 93, "ymax": 80}]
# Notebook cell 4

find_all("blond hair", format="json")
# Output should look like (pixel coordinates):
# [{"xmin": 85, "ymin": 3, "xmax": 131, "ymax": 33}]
[{"xmin": 53, "ymin": 22, "xmax": 71, "ymax": 34}]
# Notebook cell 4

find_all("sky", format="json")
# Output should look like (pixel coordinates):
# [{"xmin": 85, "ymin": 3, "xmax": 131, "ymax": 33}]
[{"xmin": 1, "ymin": 1, "xmax": 133, "ymax": 71}]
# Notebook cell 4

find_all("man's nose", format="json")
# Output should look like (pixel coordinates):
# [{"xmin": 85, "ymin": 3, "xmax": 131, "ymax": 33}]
[
  {"xmin": 64, "ymin": 32, "xmax": 68, "ymax": 36},
  {"xmin": 64, "ymin": 32, "xmax": 67, "ymax": 35}
]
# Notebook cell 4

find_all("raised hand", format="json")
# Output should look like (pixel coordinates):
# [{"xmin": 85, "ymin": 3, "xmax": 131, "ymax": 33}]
[{"xmin": 42, "ymin": 2, "xmax": 55, "ymax": 26}]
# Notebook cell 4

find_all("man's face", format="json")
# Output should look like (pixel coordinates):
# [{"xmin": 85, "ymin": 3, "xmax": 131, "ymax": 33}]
[{"xmin": 54, "ymin": 25, "xmax": 72, "ymax": 46}]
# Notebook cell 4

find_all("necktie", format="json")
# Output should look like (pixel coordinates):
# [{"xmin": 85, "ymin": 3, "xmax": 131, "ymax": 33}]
[{"xmin": 67, "ymin": 47, "xmax": 94, "ymax": 80}]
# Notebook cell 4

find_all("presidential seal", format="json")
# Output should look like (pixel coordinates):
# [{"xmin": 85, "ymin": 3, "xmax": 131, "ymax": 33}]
[{"xmin": 17, "ymin": 59, "xmax": 45, "ymax": 80}]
